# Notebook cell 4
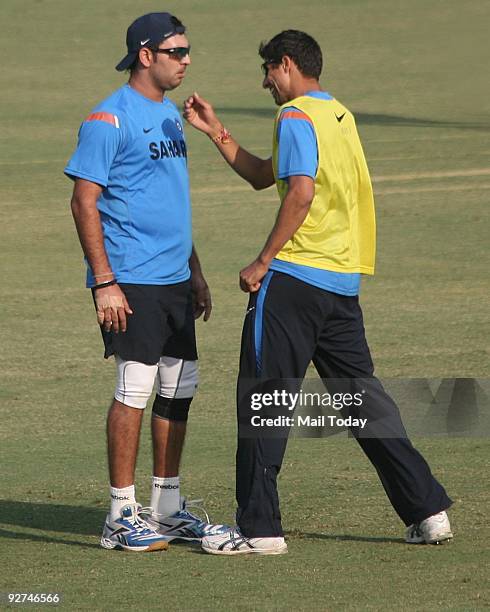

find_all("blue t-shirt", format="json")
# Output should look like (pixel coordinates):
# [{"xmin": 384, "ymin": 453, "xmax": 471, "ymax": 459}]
[
  {"xmin": 270, "ymin": 90, "xmax": 360, "ymax": 297},
  {"xmin": 65, "ymin": 84, "xmax": 192, "ymax": 287}
]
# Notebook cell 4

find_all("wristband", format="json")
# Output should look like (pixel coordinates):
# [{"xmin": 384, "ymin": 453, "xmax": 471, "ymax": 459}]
[{"xmin": 92, "ymin": 279, "xmax": 117, "ymax": 290}]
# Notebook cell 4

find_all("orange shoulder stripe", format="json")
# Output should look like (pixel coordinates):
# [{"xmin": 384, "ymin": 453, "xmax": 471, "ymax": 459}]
[
  {"xmin": 280, "ymin": 110, "xmax": 313, "ymax": 124},
  {"xmin": 85, "ymin": 112, "xmax": 118, "ymax": 127}
]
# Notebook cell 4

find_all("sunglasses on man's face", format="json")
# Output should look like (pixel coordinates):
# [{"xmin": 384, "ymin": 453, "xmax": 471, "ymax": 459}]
[{"xmin": 153, "ymin": 46, "xmax": 191, "ymax": 60}]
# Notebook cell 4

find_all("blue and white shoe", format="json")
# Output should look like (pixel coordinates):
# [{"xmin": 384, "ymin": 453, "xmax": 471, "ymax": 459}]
[
  {"xmin": 142, "ymin": 498, "xmax": 231, "ymax": 542},
  {"xmin": 100, "ymin": 503, "xmax": 169, "ymax": 552}
]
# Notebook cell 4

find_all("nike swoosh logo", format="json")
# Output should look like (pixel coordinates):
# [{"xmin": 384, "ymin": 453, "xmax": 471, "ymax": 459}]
[
  {"xmin": 143, "ymin": 127, "xmax": 154, "ymax": 133},
  {"xmin": 140, "ymin": 38, "xmax": 150, "ymax": 46},
  {"xmin": 335, "ymin": 112, "xmax": 346, "ymax": 123}
]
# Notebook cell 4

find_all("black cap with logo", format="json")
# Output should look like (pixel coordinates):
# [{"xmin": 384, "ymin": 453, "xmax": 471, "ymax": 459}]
[{"xmin": 115, "ymin": 12, "xmax": 186, "ymax": 71}]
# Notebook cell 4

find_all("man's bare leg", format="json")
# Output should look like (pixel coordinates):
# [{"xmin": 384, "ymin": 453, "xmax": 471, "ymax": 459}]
[
  {"xmin": 107, "ymin": 399, "xmax": 144, "ymax": 487},
  {"xmin": 151, "ymin": 417, "xmax": 186, "ymax": 477}
]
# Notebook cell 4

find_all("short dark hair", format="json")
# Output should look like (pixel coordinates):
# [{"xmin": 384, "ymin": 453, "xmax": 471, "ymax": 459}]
[{"xmin": 259, "ymin": 30, "xmax": 323, "ymax": 79}]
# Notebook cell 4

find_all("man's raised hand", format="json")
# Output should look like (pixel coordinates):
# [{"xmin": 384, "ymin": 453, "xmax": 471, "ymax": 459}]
[{"xmin": 183, "ymin": 92, "xmax": 222, "ymax": 137}]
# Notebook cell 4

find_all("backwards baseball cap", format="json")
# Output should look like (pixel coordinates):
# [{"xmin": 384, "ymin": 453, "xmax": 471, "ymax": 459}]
[{"xmin": 115, "ymin": 12, "xmax": 186, "ymax": 71}]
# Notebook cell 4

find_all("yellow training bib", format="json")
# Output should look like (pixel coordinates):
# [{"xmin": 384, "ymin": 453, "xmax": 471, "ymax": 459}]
[{"xmin": 272, "ymin": 96, "xmax": 376, "ymax": 274}]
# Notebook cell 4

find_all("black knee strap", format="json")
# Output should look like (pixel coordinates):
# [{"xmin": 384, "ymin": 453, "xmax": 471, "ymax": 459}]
[{"xmin": 152, "ymin": 394, "xmax": 191, "ymax": 422}]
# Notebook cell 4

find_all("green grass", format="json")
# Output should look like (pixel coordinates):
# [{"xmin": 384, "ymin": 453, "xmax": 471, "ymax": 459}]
[{"xmin": 1, "ymin": 0, "xmax": 489, "ymax": 610}]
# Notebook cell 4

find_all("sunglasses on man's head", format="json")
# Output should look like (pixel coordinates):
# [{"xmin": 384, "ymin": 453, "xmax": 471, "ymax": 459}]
[{"xmin": 153, "ymin": 46, "xmax": 191, "ymax": 60}]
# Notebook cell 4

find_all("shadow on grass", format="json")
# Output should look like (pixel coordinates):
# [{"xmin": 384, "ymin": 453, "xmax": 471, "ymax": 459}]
[
  {"xmin": 0, "ymin": 500, "xmax": 105, "ymax": 536},
  {"xmin": 214, "ymin": 107, "xmax": 490, "ymax": 131},
  {"xmin": 286, "ymin": 531, "xmax": 404, "ymax": 544},
  {"xmin": 184, "ymin": 532, "xmax": 404, "ymax": 554},
  {"xmin": 0, "ymin": 528, "xmax": 101, "ymax": 549}
]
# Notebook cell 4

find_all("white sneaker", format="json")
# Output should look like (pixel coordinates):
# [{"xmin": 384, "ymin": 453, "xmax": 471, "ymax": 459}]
[
  {"xmin": 405, "ymin": 511, "xmax": 453, "ymax": 544},
  {"xmin": 202, "ymin": 527, "xmax": 287, "ymax": 556}
]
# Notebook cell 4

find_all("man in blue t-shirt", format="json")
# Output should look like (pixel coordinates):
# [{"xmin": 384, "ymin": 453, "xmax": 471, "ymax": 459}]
[{"xmin": 65, "ymin": 12, "xmax": 229, "ymax": 551}]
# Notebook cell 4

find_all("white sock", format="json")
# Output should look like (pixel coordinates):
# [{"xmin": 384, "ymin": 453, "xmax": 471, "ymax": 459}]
[
  {"xmin": 151, "ymin": 476, "xmax": 180, "ymax": 517},
  {"xmin": 110, "ymin": 485, "xmax": 136, "ymax": 521}
]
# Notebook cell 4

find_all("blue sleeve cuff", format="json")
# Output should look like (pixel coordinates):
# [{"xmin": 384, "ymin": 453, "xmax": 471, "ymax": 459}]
[
  {"xmin": 64, "ymin": 167, "xmax": 108, "ymax": 188},
  {"xmin": 277, "ymin": 169, "xmax": 316, "ymax": 180}
]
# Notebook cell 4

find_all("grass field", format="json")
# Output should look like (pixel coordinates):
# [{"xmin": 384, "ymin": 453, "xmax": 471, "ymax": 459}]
[{"xmin": 1, "ymin": 0, "xmax": 489, "ymax": 610}]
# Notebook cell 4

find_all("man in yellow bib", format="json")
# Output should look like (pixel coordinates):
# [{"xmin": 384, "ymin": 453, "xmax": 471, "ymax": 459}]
[{"xmin": 184, "ymin": 30, "xmax": 453, "ymax": 555}]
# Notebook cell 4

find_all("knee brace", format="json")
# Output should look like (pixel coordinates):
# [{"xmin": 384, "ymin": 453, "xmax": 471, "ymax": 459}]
[
  {"xmin": 114, "ymin": 356, "xmax": 158, "ymax": 409},
  {"xmin": 152, "ymin": 357, "xmax": 198, "ymax": 422},
  {"xmin": 152, "ymin": 394, "xmax": 191, "ymax": 422}
]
